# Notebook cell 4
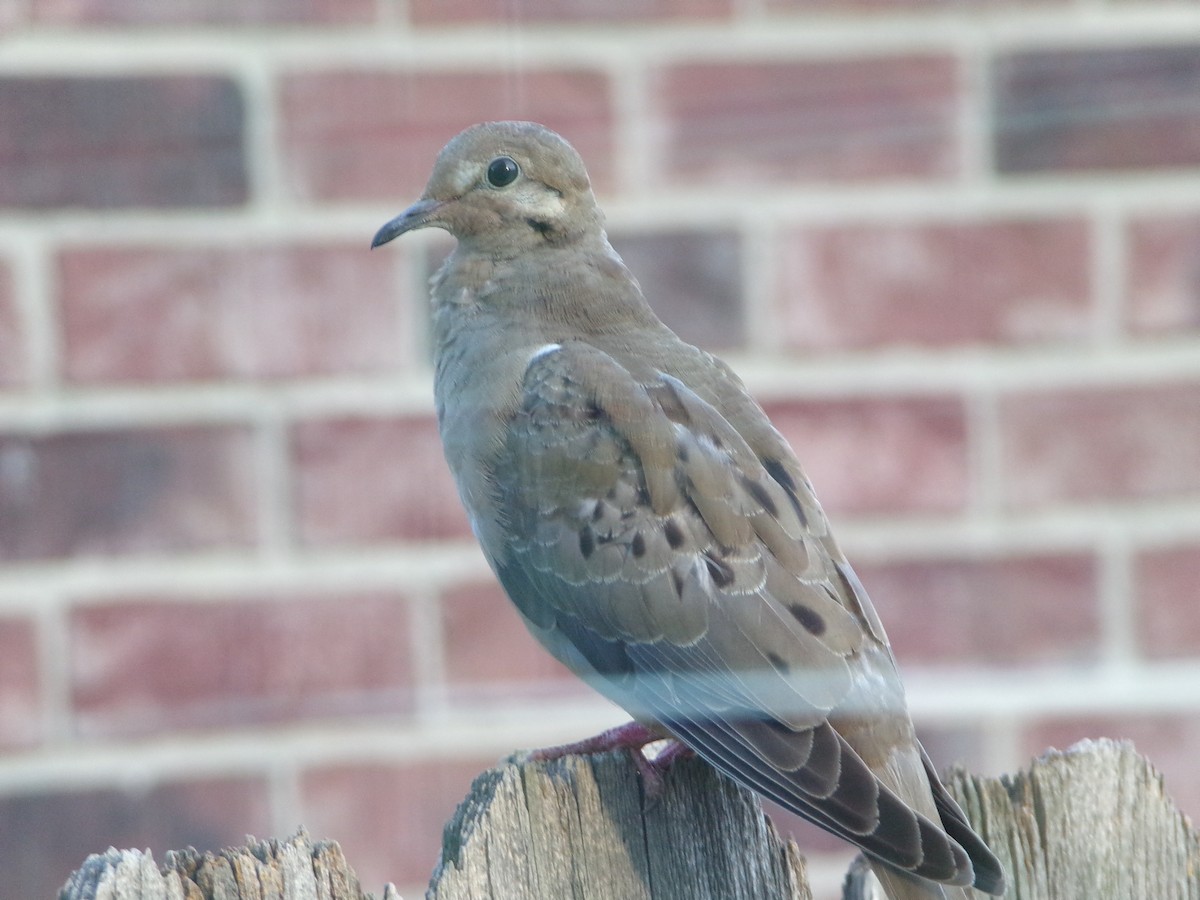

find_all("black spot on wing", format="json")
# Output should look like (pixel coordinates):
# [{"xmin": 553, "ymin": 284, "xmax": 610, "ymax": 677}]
[
  {"xmin": 664, "ymin": 519, "xmax": 686, "ymax": 549},
  {"xmin": 762, "ymin": 457, "xmax": 796, "ymax": 492},
  {"xmin": 703, "ymin": 552, "xmax": 735, "ymax": 588},
  {"xmin": 579, "ymin": 528, "xmax": 596, "ymax": 559},
  {"xmin": 740, "ymin": 474, "xmax": 779, "ymax": 517},
  {"xmin": 631, "ymin": 531, "xmax": 647, "ymax": 558},
  {"xmin": 788, "ymin": 603, "xmax": 826, "ymax": 636},
  {"xmin": 762, "ymin": 457, "xmax": 808, "ymax": 527}
]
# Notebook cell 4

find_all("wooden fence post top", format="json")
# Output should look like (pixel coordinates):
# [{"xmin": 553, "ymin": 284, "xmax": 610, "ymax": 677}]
[
  {"xmin": 429, "ymin": 751, "xmax": 811, "ymax": 900},
  {"xmin": 59, "ymin": 738, "xmax": 1200, "ymax": 900},
  {"xmin": 944, "ymin": 738, "xmax": 1200, "ymax": 900},
  {"xmin": 58, "ymin": 829, "xmax": 399, "ymax": 900}
]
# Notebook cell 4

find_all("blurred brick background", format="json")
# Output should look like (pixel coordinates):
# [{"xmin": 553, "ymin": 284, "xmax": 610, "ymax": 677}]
[{"xmin": 1, "ymin": 3, "xmax": 1199, "ymax": 899}]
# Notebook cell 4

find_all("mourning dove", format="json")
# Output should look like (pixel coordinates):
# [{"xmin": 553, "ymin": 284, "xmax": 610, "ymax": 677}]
[{"xmin": 372, "ymin": 121, "xmax": 1006, "ymax": 899}]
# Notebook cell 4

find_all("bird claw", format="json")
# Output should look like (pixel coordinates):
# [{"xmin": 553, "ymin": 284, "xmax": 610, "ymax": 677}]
[
  {"xmin": 524, "ymin": 721, "xmax": 694, "ymax": 807},
  {"xmin": 525, "ymin": 720, "xmax": 662, "ymax": 761}
]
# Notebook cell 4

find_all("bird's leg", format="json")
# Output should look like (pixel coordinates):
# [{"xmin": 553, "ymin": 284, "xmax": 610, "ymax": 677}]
[
  {"xmin": 526, "ymin": 720, "xmax": 662, "ymax": 761},
  {"xmin": 648, "ymin": 738, "xmax": 695, "ymax": 771},
  {"xmin": 526, "ymin": 721, "xmax": 694, "ymax": 802}
]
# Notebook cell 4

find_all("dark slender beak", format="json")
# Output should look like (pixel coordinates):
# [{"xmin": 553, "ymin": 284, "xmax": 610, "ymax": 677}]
[{"xmin": 370, "ymin": 198, "xmax": 444, "ymax": 248}]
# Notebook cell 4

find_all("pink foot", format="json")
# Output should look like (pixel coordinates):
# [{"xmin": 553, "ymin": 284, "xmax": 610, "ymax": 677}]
[
  {"xmin": 526, "ymin": 721, "xmax": 695, "ymax": 802},
  {"xmin": 527, "ymin": 721, "xmax": 664, "ymax": 761}
]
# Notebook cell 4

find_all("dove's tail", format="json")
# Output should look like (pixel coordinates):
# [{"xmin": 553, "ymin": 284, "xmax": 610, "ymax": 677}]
[
  {"xmin": 859, "ymin": 739, "xmax": 1005, "ymax": 899},
  {"xmin": 844, "ymin": 855, "xmax": 982, "ymax": 900}
]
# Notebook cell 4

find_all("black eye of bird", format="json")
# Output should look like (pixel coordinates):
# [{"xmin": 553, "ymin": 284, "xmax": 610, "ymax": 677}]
[{"xmin": 486, "ymin": 156, "xmax": 520, "ymax": 188}]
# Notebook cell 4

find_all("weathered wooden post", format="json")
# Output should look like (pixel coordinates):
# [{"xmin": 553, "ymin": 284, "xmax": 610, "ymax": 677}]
[{"xmin": 59, "ymin": 739, "xmax": 1200, "ymax": 900}]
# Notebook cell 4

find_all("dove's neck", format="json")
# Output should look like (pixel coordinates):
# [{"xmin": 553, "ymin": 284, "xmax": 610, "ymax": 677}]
[{"xmin": 431, "ymin": 233, "xmax": 670, "ymax": 351}]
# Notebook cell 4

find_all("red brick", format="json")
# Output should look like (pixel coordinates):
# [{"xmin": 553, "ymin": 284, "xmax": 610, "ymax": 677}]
[
  {"xmin": 33, "ymin": 0, "xmax": 376, "ymax": 25},
  {"xmin": 762, "ymin": 396, "xmax": 969, "ymax": 517},
  {"xmin": 1134, "ymin": 543, "xmax": 1200, "ymax": 660},
  {"xmin": 300, "ymin": 758, "xmax": 496, "ymax": 888},
  {"xmin": 59, "ymin": 244, "xmax": 409, "ymax": 384},
  {"xmin": 0, "ymin": 76, "xmax": 245, "ymax": 209},
  {"xmin": 1125, "ymin": 214, "xmax": 1200, "ymax": 335},
  {"xmin": 280, "ymin": 70, "xmax": 613, "ymax": 203},
  {"xmin": 441, "ymin": 580, "xmax": 581, "ymax": 695},
  {"xmin": 856, "ymin": 552, "xmax": 1101, "ymax": 666},
  {"xmin": 0, "ymin": 262, "xmax": 24, "ymax": 387},
  {"xmin": 998, "ymin": 382, "xmax": 1200, "ymax": 507},
  {"xmin": 411, "ymin": 0, "xmax": 730, "ymax": 23},
  {"xmin": 0, "ymin": 776, "xmax": 270, "ymax": 900},
  {"xmin": 292, "ymin": 415, "xmax": 470, "ymax": 546},
  {"xmin": 71, "ymin": 592, "xmax": 413, "ymax": 736},
  {"xmin": 776, "ymin": 217, "xmax": 1091, "ymax": 351},
  {"xmin": 0, "ymin": 426, "xmax": 257, "ymax": 561},
  {"xmin": 0, "ymin": 616, "xmax": 40, "ymax": 748},
  {"xmin": 1021, "ymin": 713, "xmax": 1200, "ymax": 819},
  {"xmin": 653, "ymin": 56, "xmax": 959, "ymax": 185},
  {"xmin": 610, "ymin": 229, "xmax": 744, "ymax": 351},
  {"xmin": 993, "ymin": 46, "xmax": 1200, "ymax": 174}
]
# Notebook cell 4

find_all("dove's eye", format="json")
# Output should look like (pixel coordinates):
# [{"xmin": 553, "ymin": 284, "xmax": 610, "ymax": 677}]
[{"xmin": 486, "ymin": 156, "xmax": 520, "ymax": 188}]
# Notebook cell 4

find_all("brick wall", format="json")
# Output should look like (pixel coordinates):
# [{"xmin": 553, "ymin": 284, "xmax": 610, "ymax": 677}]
[{"xmin": 2, "ymin": 3, "xmax": 1199, "ymax": 899}]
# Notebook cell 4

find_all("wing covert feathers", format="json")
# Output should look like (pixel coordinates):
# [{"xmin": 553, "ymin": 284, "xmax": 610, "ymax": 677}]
[{"xmin": 489, "ymin": 341, "xmax": 1002, "ymax": 893}]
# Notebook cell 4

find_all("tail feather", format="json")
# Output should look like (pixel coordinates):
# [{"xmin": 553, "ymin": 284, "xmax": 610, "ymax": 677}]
[{"xmin": 860, "ymin": 740, "xmax": 1004, "ymax": 898}]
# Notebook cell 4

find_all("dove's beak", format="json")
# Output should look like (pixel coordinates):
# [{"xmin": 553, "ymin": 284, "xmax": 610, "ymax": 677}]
[{"xmin": 371, "ymin": 198, "xmax": 444, "ymax": 248}]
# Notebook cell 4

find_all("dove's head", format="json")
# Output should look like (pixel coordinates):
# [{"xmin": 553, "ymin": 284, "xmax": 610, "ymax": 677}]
[{"xmin": 371, "ymin": 121, "xmax": 604, "ymax": 257}]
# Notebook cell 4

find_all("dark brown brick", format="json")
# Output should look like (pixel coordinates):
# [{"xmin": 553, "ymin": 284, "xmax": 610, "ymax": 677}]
[
  {"xmin": 71, "ymin": 592, "xmax": 414, "ymax": 736},
  {"xmin": 1125, "ymin": 214, "xmax": 1200, "ymax": 335},
  {"xmin": 998, "ymin": 381, "xmax": 1200, "ymax": 507},
  {"xmin": 0, "ymin": 776, "xmax": 270, "ymax": 900},
  {"xmin": 59, "ymin": 244, "xmax": 409, "ymax": 384},
  {"xmin": 762, "ymin": 396, "xmax": 969, "ymax": 517},
  {"xmin": 0, "ymin": 616, "xmax": 40, "ymax": 748},
  {"xmin": 609, "ymin": 229, "xmax": 744, "ymax": 351},
  {"xmin": 33, "ymin": 0, "xmax": 377, "ymax": 25},
  {"xmin": 993, "ymin": 46, "xmax": 1200, "ymax": 174},
  {"xmin": 653, "ymin": 56, "xmax": 959, "ymax": 185},
  {"xmin": 280, "ymin": 70, "xmax": 613, "ymax": 202},
  {"xmin": 411, "ymin": 0, "xmax": 731, "ymax": 24},
  {"xmin": 0, "ymin": 76, "xmax": 246, "ymax": 208},
  {"xmin": 776, "ymin": 217, "xmax": 1092, "ymax": 350},
  {"xmin": 0, "ymin": 262, "xmax": 24, "ymax": 387},
  {"xmin": 0, "ymin": 426, "xmax": 258, "ymax": 561},
  {"xmin": 857, "ymin": 552, "xmax": 1101, "ymax": 666},
  {"xmin": 1134, "ymin": 543, "xmax": 1200, "ymax": 660},
  {"xmin": 292, "ymin": 415, "xmax": 471, "ymax": 546},
  {"xmin": 300, "ymin": 758, "xmax": 498, "ymax": 888}
]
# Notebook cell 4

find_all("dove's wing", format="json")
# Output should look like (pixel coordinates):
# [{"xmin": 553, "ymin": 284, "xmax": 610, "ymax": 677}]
[{"xmin": 484, "ymin": 339, "xmax": 996, "ymax": 890}]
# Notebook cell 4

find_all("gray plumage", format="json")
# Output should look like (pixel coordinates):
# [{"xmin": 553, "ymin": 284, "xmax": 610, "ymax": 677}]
[{"xmin": 372, "ymin": 121, "xmax": 1005, "ymax": 899}]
